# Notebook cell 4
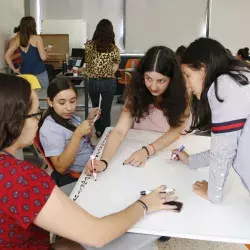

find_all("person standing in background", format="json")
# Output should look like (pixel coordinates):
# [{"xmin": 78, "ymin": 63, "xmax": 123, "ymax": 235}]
[
  {"xmin": 5, "ymin": 16, "xmax": 49, "ymax": 88},
  {"xmin": 236, "ymin": 47, "xmax": 249, "ymax": 61},
  {"xmin": 85, "ymin": 19, "xmax": 121, "ymax": 138},
  {"xmin": 175, "ymin": 45, "xmax": 186, "ymax": 63},
  {"xmin": 236, "ymin": 47, "xmax": 250, "ymax": 68}
]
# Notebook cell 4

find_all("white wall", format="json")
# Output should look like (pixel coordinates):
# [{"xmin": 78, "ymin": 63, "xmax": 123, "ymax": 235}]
[
  {"xmin": 0, "ymin": 0, "xmax": 24, "ymax": 69},
  {"xmin": 125, "ymin": 0, "xmax": 207, "ymax": 53},
  {"xmin": 210, "ymin": 0, "xmax": 250, "ymax": 54},
  {"xmin": 35, "ymin": 0, "xmax": 250, "ymax": 54},
  {"xmin": 40, "ymin": 0, "xmax": 124, "ymax": 51}
]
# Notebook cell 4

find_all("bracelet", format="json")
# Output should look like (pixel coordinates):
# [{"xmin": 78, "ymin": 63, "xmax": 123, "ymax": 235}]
[
  {"xmin": 142, "ymin": 146, "xmax": 150, "ymax": 158},
  {"xmin": 100, "ymin": 159, "xmax": 108, "ymax": 171},
  {"xmin": 136, "ymin": 200, "xmax": 148, "ymax": 216},
  {"xmin": 148, "ymin": 144, "xmax": 156, "ymax": 155}
]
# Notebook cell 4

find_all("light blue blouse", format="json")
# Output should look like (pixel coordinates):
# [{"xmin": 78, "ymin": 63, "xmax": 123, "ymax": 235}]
[{"xmin": 39, "ymin": 115, "xmax": 93, "ymax": 173}]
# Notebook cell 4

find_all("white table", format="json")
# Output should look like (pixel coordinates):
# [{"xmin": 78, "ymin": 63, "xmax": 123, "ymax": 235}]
[{"xmin": 70, "ymin": 128, "xmax": 250, "ymax": 244}]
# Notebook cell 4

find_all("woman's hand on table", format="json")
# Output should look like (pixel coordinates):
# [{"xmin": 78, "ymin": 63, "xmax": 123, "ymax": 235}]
[
  {"xmin": 171, "ymin": 149, "xmax": 189, "ymax": 165},
  {"xmin": 140, "ymin": 185, "xmax": 178, "ymax": 213},
  {"xmin": 193, "ymin": 180, "xmax": 209, "ymax": 200},
  {"xmin": 123, "ymin": 149, "xmax": 148, "ymax": 167},
  {"xmin": 84, "ymin": 159, "xmax": 106, "ymax": 175}
]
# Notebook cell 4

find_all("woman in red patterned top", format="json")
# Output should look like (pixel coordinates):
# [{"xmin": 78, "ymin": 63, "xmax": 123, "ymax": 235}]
[{"xmin": 0, "ymin": 73, "xmax": 178, "ymax": 249}]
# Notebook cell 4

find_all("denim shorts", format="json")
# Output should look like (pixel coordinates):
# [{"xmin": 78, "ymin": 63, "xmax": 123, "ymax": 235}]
[{"xmin": 36, "ymin": 71, "xmax": 49, "ymax": 88}]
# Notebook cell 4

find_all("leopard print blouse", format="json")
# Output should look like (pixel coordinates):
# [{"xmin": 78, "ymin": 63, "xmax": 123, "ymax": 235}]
[{"xmin": 85, "ymin": 41, "xmax": 121, "ymax": 78}]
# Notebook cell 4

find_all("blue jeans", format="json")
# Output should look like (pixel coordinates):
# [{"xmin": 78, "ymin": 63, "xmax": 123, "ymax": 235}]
[
  {"xmin": 36, "ymin": 71, "xmax": 49, "ymax": 88},
  {"xmin": 89, "ymin": 78, "xmax": 116, "ymax": 134}
]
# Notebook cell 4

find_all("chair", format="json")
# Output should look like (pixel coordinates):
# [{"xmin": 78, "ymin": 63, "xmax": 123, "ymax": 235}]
[
  {"xmin": 33, "ymin": 132, "xmax": 78, "ymax": 187},
  {"xmin": 18, "ymin": 74, "xmax": 41, "ymax": 90},
  {"xmin": 117, "ymin": 59, "xmax": 140, "ymax": 104},
  {"xmin": 33, "ymin": 132, "xmax": 75, "ymax": 244},
  {"xmin": 118, "ymin": 58, "xmax": 140, "ymax": 85},
  {"xmin": 33, "ymin": 132, "xmax": 54, "ymax": 170}
]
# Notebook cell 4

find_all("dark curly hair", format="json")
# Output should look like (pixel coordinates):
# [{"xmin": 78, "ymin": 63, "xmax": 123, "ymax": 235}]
[
  {"xmin": 92, "ymin": 19, "xmax": 115, "ymax": 53},
  {"xmin": 182, "ymin": 38, "xmax": 249, "ymax": 132},
  {"xmin": 126, "ymin": 46, "xmax": 187, "ymax": 128},
  {"xmin": 0, "ymin": 73, "xmax": 32, "ymax": 148}
]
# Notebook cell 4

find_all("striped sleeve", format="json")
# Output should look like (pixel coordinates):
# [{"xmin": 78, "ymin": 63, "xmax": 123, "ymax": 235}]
[
  {"xmin": 189, "ymin": 150, "xmax": 210, "ymax": 169},
  {"xmin": 212, "ymin": 119, "xmax": 246, "ymax": 134},
  {"xmin": 207, "ymin": 75, "xmax": 250, "ymax": 203}
]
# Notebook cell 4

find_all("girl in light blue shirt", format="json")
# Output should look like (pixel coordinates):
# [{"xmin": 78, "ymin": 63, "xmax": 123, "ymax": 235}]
[{"xmin": 39, "ymin": 78, "xmax": 99, "ymax": 186}]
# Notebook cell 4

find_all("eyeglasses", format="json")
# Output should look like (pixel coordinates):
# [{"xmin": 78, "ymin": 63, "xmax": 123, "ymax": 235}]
[{"xmin": 24, "ymin": 108, "xmax": 43, "ymax": 121}]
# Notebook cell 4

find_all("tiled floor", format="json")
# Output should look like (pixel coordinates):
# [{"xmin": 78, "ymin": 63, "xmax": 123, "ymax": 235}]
[{"xmin": 156, "ymin": 238, "xmax": 247, "ymax": 250}]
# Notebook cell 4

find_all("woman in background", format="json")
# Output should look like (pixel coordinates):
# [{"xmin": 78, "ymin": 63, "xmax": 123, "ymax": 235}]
[
  {"xmin": 85, "ymin": 19, "xmax": 121, "ymax": 138},
  {"xmin": 5, "ymin": 16, "xmax": 49, "ymax": 88},
  {"xmin": 236, "ymin": 47, "xmax": 249, "ymax": 61},
  {"xmin": 175, "ymin": 45, "xmax": 186, "ymax": 63},
  {"xmin": 236, "ymin": 47, "xmax": 250, "ymax": 68}
]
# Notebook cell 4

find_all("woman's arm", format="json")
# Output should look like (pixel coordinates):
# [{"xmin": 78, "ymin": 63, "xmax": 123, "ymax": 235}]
[
  {"xmin": 5, "ymin": 40, "xmax": 19, "ymax": 72},
  {"xmin": 148, "ymin": 125, "xmax": 184, "ymax": 154},
  {"xmin": 34, "ymin": 185, "xmax": 175, "ymax": 248},
  {"xmin": 11, "ymin": 52, "xmax": 21, "ymax": 61},
  {"xmin": 124, "ymin": 116, "xmax": 189, "ymax": 166},
  {"xmin": 188, "ymin": 150, "xmax": 210, "ymax": 169},
  {"xmin": 206, "ymin": 132, "xmax": 239, "ymax": 203},
  {"xmin": 84, "ymin": 110, "xmax": 133, "ymax": 175},
  {"xmin": 194, "ymin": 75, "xmax": 249, "ymax": 202},
  {"xmin": 101, "ymin": 110, "xmax": 134, "ymax": 162},
  {"xmin": 36, "ymin": 36, "xmax": 47, "ymax": 61}
]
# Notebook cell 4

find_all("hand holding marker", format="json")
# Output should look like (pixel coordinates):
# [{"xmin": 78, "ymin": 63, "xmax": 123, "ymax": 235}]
[
  {"xmin": 140, "ymin": 187, "xmax": 183, "ymax": 212},
  {"xmin": 171, "ymin": 145, "xmax": 185, "ymax": 160},
  {"xmin": 90, "ymin": 155, "xmax": 97, "ymax": 181}
]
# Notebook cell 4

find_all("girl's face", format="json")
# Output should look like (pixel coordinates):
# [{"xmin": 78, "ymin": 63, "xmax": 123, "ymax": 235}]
[
  {"xmin": 181, "ymin": 64, "xmax": 206, "ymax": 100},
  {"xmin": 48, "ymin": 88, "xmax": 77, "ymax": 119},
  {"xmin": 144, "ymin": 71, "xmax": 170, "ymax": 96}
]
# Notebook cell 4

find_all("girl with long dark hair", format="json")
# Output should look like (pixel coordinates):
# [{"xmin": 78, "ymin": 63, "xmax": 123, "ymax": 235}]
[
  {"xmin": 173, "ymin": 38, "xmax": 250, "ymax": 203},
  {"xmin": 85, "ymin": 19, "xmax": 121, "ymax": 138},
  {"xmin": 85, "ymin": 46, "xmax": 190, "ymax": 174},
  {"xmin": 39, "ymin": 79, "xmax": 99, "ymax": 185}
]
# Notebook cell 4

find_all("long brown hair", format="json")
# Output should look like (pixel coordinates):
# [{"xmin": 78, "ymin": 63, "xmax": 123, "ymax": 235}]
[
  {"xmin": 126, "ymin": 46, "xmax": 187, "ymax": 127},
  {"xmin": 0, "ymin": 74, "xmax": 32, "ymax": 148},
  {"xmin": 19, "ymin": 16, "xmax": 37, "ymax": 47},
  {"xmin": 92, "ymin": 19, "xmax": 115, "ymax": 53}
]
